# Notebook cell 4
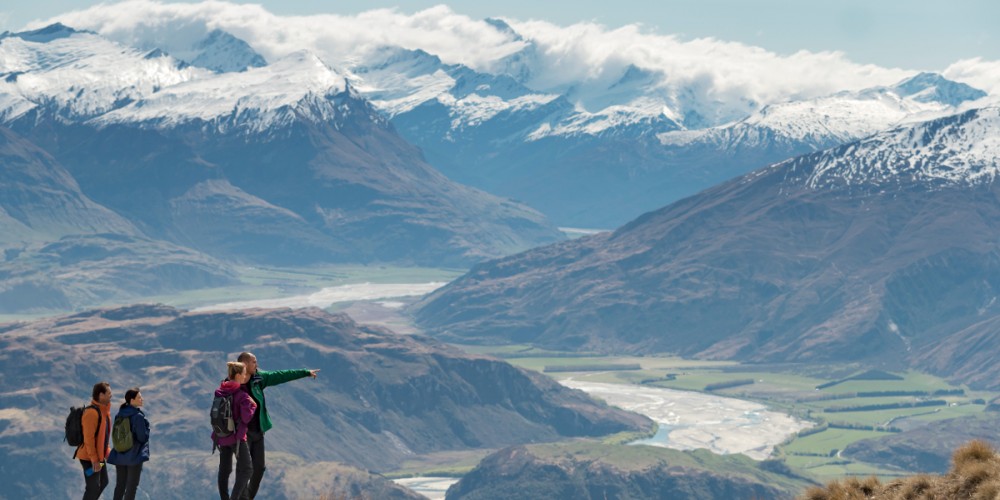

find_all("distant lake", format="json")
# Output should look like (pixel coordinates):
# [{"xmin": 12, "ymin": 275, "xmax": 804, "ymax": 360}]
[
  {"xmin": 561, "ymin": 380, "xmax": 811, "ymax": 460},
  {"xmin": 193, "ymin": 282, "xmax": 448, "ymax": 311}
]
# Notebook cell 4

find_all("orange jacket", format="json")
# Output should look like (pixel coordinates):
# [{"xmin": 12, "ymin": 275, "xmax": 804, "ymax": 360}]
[{"xmin": 76, "ymin": 400, "xmax": 111, "ymax": 463}]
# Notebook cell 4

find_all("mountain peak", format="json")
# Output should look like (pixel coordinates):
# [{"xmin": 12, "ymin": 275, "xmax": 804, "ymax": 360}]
[
  {"xmin": 610, "ymin": 64, "xmax": 659, "ymax": 90},
  {"xmin": 188, "ymin": 29, "xmax": 267, "ymax": 73},
  {"xmin": 92, "ymin": 50, "xmax": 352, "ymax": 131},
  {"xmin": 891, "ymin": 72, "xmax": 987, "ymax": 106},
  {"xmin": 4, "ymin": 22, "xmax": 91, "ymax": 43},
  {"xmin": 484, "ymin": 17, "xmax": 523, "ymax": 41}
]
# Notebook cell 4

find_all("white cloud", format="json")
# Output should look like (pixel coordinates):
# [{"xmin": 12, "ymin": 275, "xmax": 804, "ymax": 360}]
[
  {"xmin": 505, "ymin": 18, "xmax": 913, "ymax": 121},
  {"xmin": 38, "ymin": 1, "xmax": 523, "ymax": 69},
  {"xmin": 32, "ymin": 1, "xmax": 995, "ymax": 124},
  {"xmin": 945, "ymin": 58, "xmax": 1000, "ymax": 99}
]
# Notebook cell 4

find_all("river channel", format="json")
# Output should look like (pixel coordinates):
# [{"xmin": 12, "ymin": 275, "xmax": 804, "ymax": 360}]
[{"xmin": 561, "ymin": 379, "xmax": 812, "ymax": 460}]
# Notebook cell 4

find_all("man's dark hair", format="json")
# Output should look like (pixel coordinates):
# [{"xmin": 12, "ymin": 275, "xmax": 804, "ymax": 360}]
[
  {"xmin": 92, "ymin": 381, "xmax": 110, "ymax": 401},
  {"xmin": 237, "ymin": 352, "xmax": 254, "ymax": 363}
]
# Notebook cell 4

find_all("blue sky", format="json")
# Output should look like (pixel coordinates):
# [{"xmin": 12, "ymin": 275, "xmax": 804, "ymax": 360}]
[{"xmin": 2, "ymin": 0, "xmax": 998, "ymax": 70}]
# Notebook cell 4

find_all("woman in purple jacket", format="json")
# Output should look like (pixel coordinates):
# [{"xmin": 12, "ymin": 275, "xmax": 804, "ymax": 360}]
[{"xmin": 213, "ymin": 361, "xmax": 257, "ymax": 500}]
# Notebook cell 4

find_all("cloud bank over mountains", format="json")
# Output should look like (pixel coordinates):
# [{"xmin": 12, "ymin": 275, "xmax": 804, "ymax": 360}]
[{"xmin": 40, "ymin": 1, "xmax": 994, "ymax": 119}]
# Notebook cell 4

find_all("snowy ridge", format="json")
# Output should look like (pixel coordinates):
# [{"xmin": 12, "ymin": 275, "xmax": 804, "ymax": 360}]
[
  {"xmin": 94, "ymin": 51, "xmax": 352, "ymax": 132},
  {"xmin": 442, "ymin": 92, "xmax": 559, "ymax": 130},
  {"xmin": 349, "ymin": 47, "xmax": 458, "ymax": 116},
  {"xmin": 528, "ymin": 98, "xmax": 679, "ymax": 140},
  {"xmin": 0, "ymin": 25, "xmax": 359, "ymax": 133},
  {"xmin": 351, "ymin": 47, "xmax": 684, "ymax": 140},
  {"xmin": 0, "ymin": 26, "xmax": 205, "ymax": 122},
  {"xmin": 658, "ymin": 74, "xmax": 986, "ymax": 150},
  {"xmin": 789, "ymin": 107, "xmax": 1000, "ymax": 189},
  {"xmin": 350, "ymin": 45, "xmax": 561, "ymax": 132}
]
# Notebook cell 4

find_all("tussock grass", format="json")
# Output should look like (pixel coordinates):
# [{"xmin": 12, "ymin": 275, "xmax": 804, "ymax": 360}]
[{"xmin": 800, "ymin": 440, "xmax": 1000, "ymax": 499}]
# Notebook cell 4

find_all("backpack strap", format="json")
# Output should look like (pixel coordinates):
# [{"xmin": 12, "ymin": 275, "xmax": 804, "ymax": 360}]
[{"xmin": 72, "ymin": 404, "xmax": 102, "ymax": 460}]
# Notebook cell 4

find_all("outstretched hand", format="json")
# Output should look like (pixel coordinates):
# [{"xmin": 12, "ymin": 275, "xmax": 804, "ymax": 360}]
[{"xmin": 308, "ymin": 369, "xmax": 320, "ymax": 379}]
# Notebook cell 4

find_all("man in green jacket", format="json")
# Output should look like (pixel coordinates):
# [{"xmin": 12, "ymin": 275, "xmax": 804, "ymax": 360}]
[{"xmin": 237, "ymin": 351, "xmax": 319, "ymax": 499}]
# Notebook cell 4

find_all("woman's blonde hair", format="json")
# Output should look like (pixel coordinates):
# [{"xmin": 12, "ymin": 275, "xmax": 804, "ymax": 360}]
[{"xmin": 227, "ymin": 361, "xmax": 246, "ymax": 381}]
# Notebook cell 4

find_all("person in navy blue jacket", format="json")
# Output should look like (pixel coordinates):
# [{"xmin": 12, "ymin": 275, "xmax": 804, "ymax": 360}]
[{"xmin": 107, "ymin": 388, "xmax": 150, "ymax": 500}]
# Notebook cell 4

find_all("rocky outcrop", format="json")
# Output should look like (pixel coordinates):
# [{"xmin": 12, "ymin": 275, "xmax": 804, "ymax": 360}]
[{"xmin": 446, "ymin": 443, "xmax": 811, "ymax": 499}]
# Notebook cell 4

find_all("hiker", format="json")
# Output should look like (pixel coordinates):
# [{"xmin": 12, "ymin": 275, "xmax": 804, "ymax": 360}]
[
  {"xmin": 237, "ymin": 351, "xmax": 319, "ymax": 499},
  {"xmin": 78, "ymin": 382, "xmax": 113, "ymax": 500},
  {"xmin": 214, "ymin": 361, "xmax": 257, "ymax": 500},
  {"xmin": 107, "ymin": 387, "xmax": 150, "ymax": 500}
]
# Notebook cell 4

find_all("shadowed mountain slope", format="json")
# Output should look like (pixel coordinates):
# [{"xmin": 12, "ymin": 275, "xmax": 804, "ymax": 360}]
[{"xmin": 0, "ymin": 126, "xmax": 236, "ymax": 312}]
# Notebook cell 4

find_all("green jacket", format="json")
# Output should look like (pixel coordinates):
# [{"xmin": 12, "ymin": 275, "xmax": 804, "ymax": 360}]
[{"xmin": 245, "ymin": 368, "xmax": 311, "ymax": 434}]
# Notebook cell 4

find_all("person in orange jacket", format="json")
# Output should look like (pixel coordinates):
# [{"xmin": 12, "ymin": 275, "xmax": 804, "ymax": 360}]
[{"xmin": 78, "ymin": 381, "xmax": 113, "ymax": 500}]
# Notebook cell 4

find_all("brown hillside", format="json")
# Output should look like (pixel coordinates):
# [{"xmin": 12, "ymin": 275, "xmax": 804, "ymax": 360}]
[{"xmin": 800, "ymin": 441, "xmax": 1000, "ymax": 500}]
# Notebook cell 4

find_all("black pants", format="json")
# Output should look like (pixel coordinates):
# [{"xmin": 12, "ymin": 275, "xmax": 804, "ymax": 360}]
[
  {"xmin": 79, "ymin": 459, "xmax": 109, "ymax": 500},
  {"xmin": 242, "ymin": 433, "xmax": 266, "ymax": 499},
  {"xmin": 113, "ymin": 463, "xmax": 143, "ymax": 500},
  {"xmin": 218, "ymin": 441, "xmax": 252, "ymax": 500}
]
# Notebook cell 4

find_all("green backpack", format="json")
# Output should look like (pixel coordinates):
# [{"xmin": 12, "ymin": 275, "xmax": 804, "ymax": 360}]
[{"xmin": 111, "ymin": 415, "xmax": 133, "ymax": 452}]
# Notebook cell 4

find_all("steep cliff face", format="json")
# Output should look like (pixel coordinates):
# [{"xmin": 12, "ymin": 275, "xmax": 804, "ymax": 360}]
[
  {"xmin": 0, "ymin": 305, "xmax": 650, "ymax": 499},
  {"xmin": 446, "ymin": 443, "xmax": 811, "ymax": 500}
]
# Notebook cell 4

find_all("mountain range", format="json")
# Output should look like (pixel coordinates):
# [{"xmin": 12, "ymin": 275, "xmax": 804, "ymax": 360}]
[
  {"xmin": 341, "ymin": 22, "xmax": 986, "ymax": 226},
  {"xmin": 0, "ymin": 24, "xmax": 564, "ymax": 312},
  {"xmin": 415, "ymin": 107, "xmax": 1000, "ymax": 390}
]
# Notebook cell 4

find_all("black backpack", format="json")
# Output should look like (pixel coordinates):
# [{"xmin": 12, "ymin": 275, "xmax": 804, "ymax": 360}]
[
  {"xmin": 65, "ymin": 404, "xmax": 99, "ymax": 458},
  {"xmin": 210, "ymin": 394, "xmax": 235, "ymax": 441}
]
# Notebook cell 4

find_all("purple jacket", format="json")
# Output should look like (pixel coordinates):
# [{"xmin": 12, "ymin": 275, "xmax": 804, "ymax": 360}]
[{"xmin": 212, "ymin": 380, "xmax": 256, "ymax": 448}]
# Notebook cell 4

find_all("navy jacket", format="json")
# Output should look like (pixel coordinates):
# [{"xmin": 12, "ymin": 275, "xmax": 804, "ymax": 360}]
[{"xmin": 107, "ymin": 406, "xmax": 150, "ymax": 465}]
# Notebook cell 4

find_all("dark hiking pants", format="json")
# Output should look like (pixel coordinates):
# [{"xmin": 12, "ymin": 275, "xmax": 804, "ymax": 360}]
[
  {"xmin": 79, "ymin": 459, "xmax": 109, "ymax": 500},
  {"xmin": 113, "ymin": 463, "xmax": 143, "ymax": 500},
  {"xmin": 218, "ymin": 441, "xmax": 252, "ymax": 500},
  {"xmin": 241, "ymin": 433, "xmax": 266, "ymax": 499}
]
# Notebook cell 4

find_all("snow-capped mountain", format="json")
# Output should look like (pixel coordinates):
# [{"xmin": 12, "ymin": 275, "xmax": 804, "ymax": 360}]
[
  {"xmin": 95, "ymin": 51, "xmax": 354, "ymax": 133},
  {"xmin": 660, "ymin": 72, "xmax": 988, "ymax": 151},
  {"xmin": 0, "ymin": 26, "xmax": 343, "ymax": 133},
  {"xmin": 0, "ymin": 23, "xmax": 205, "ymax": 123},
  {"xmin": 788, "ymin": 107, "xmax": 1000, "ymax": 189},
  {"xmin": 187, "ymin": 29, "xmax": 267, "ymax": 73},
  {"xmin": 350, "ymin": 46, "xmax": 562, "ymax": 130},
  {"xmin": 350, "ymin": 46, "xmax": 681, "ymax": 142}
]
